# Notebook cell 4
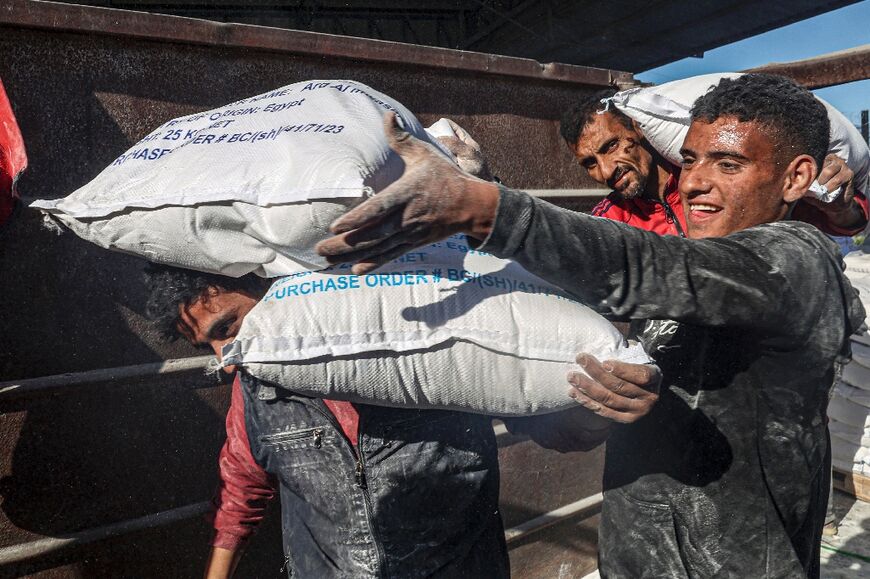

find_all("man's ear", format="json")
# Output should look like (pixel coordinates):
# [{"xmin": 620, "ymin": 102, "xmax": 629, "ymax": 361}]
[{"xmin": 782, "ymin": 154, "xmax": 818, "ymax": 203}]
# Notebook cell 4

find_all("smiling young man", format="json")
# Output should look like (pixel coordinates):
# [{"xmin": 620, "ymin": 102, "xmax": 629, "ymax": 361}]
[
  {"xmin": 560, "ymin": 87, "xmax": 868, "ymax": 238},
  {"xmin": 317, "ymin": 74, "xmax": 866, "ymax": 577}
]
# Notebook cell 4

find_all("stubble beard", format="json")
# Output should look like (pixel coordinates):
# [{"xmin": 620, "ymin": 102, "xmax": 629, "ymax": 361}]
[{"xmin": 618, "ymin": 173, "xmax": 647, "ymax": 200}]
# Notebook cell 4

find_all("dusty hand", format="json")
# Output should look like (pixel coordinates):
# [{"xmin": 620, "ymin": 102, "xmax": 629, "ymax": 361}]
[
  {"xmin": 802, "ymin": 155, "xmax": 864, "ymax": 229},
  {"xmin": 818, "ymin": 154, "xmax": 855, "ymax": 197},
  {"xmin": 434, "ymin": 119, "xmax": 494, "ymax": 181},
  {"xmin": 315, "ymin": 112, "xmax": 500, "ymax": 275},
  {"xmin": 568, "ymin": 353, "xmax": 661, "ymax": 424},
  {"xmin": 436, "ymin": 135, "xmax": 494, "ymax": 181}
]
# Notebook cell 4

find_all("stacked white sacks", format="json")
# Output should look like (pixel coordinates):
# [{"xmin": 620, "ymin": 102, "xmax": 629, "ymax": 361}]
[
  {"xmin": 830, "ymin": 249, "xmax": 870, "ymax": 476},
  {"xmin": 32, "ymin": 81, "xmax": 651, "ymax": 417}
]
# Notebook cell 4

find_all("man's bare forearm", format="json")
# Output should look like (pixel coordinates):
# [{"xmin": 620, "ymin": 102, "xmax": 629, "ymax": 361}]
[{"xmin": 204, "ymin": 546, "xmax": 243, "ymax": 579}]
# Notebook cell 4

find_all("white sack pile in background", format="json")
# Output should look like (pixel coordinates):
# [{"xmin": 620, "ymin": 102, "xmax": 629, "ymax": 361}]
[
  {"xmin": 30, "ymin": 80, "xmax": 440, "ymax": 277},
  {"xmin": 609, "ymin": 72, "xmax": 870, "ymax": 203},
  {"xmin": 223, "ymin": 235, "xmax": 650, "ymax": 416},
  {"xmin": 831, "ymin": 249, "xmax": 870, "ymax": 476}
]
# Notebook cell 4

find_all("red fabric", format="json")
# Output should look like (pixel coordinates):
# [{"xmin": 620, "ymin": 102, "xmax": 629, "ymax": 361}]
[
  {"xmin": 323, "ymin": 400, "xmax": 359, "ymax": 445},
  {"xmin": 0, "ymin": 78, "xmax": 27, "ymax": 226},
  {"xmin": 591, "ymin": 171, "xmax": 685, "ymax": 237},
  {"xmin": 210, "ymin": 376, "xmax": 360, "ymax": 550},
  {"xmin": 210, "ymin": 376, "xmax": 277, "ymax": 550},
  {"xmin": 791, "ymin": 191, "xmax": 869, "ymax": 237},
  {"xmin": 592, "ymin": 169, "xmax": 869, "ymax": 237}
]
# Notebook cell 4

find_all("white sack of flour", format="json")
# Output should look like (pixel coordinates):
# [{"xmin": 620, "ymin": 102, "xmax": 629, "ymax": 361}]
[
  {"xmin": 829, "ymin": 385, "xmax": 870, "ymax": 429},
  {"xmin": 222, "ymin": 235, "xmax": 650, "ymax": 416},
  {"xmin": 830, "ymin": 417, "xmax": 870, "ymax": 448},
  {"xmin": 609, "ymin": 73, "xmax": 870, "ymax": 202},
  {"xmin": 30, "ymin": 80, "xmax": 442, "ymax": 277},
  {"xmin": 843, "ymin": 362, "xmax": 870, "ymax": 394}
]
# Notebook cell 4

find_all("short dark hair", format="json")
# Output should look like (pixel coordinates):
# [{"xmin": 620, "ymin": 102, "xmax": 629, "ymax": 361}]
[
  {"xmin": 560, "ymin": 89, "xmax": 633, "ymax": 146},
  {"xmin": 691, "ymin": 73, "xmax": 829, "ymax": 169},
  {"xmin": 144, "ymin": 263, "xmax": 269, "ymax": 341}
]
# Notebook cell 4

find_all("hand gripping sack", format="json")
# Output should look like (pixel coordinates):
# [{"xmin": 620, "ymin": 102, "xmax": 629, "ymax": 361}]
[
  {"xmin": 222, "ymin": 236, "xmax": 650, "ymax": 416},
  {"xmin": 30, "ymin": 80, "xmax": 440, "ymax": 277},
  {"xmin": 609, "ymin": 72, "xmax": 870, "ymax": 202}
]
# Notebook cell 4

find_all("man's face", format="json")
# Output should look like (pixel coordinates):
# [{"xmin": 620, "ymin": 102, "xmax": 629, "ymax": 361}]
[
  {"xmin": 176, "ymin": 287, "xmax": 261, "ymax": 374},
  {"xmin": 572, "ymin": 111, "xmax": 654, "ymax": 199},
  {"xmin": 679, "ymin": 116, "xmax": 800, "ymax": 239}
]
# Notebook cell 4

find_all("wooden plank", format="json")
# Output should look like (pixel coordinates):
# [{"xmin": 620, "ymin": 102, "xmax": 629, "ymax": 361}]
[{"xmin": 833, "ymin": 468, "xmax": 870, "ymax": 502}]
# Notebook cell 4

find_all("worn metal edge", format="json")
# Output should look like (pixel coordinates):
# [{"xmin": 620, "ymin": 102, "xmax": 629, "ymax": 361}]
[
  {"xmin": 0, "ymin": 502, "xmax": 212, "ymax": 566},
  {"xmin": 0, "ymin": 0, "xmax": 633, "ymax": 88},
  {"xmin": 0, "ymin": 355, "xmax": 217, "ymax": 399},
  {"xmin": 504, "ymin": 492, "xmax": 604, "ymax": 543},
  {"xmin": 527, "ymin": 189, "xmax": 608, "ymax": 198},
  {"xmin": 745, "ymin": 43, "xmax": 870, "ymax": 89}
]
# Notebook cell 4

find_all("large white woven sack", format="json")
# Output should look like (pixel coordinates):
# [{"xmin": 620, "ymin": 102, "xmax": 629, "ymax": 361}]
[
  {"xmin": 829, "ymin": 417, "xmax": 870, "ymax": 447},
  {"xmin": 844, "ymin": 250, "xmax": 870, "ymax": 334},
  {"xmin": 30, "ymin": 80, "xmax": 438, "ymax": 277},
  {"xmin": 222, "ymin": 235, "xmax": 650, "ymax": 416},
  {"xmin": 831, "ymin": 434, "xmax": 870, "ymax": 471},
  {"xmin": 830, "ymin": 413, "xmax": 870, "ymax": 475},
  {"xmin": 609, "ymin": 72, "xmax": 870, "ymax": 201},
  {"xmin": 829, "ymin": 384, "xmax": 870, "ymax": 429},
  {"xmin": 851, "ymin": 340, "xmax": 870, "ymax": 369},
  {"xmin": 843, "ymin": 362, "xmax": 870, "ymax": 394}
]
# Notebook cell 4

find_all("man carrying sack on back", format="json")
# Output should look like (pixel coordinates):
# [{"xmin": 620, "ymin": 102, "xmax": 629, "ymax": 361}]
[{"xmin": 317, "ymin": 74, "xmax": 865, "ymax": 578}]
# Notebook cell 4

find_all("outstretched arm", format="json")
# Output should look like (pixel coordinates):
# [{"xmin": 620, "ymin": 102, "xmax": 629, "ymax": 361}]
[{"xmin": 317, "ymin": 113, "xmax": 825, "ymax": 343}]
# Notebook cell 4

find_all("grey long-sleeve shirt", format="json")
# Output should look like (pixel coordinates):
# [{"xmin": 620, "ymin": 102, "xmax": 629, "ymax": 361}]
[{"xmin": 478, "ymin": 187, "xmax": 865, "ymax": 578}]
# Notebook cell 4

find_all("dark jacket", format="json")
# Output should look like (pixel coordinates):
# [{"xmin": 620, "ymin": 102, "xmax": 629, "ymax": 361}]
[
  {"xmin": 240, "ymin": 373, "xmax": 510, "ymax": 578},
  {"xmin": 479, "ymin": 187, "xmax": 865, "ymax": 578}
]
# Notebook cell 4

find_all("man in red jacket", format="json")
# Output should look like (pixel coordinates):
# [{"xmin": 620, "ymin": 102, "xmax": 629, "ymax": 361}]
[{"xmin": 560, "ymin": 88, "xmax": 868, "ymax": 238}]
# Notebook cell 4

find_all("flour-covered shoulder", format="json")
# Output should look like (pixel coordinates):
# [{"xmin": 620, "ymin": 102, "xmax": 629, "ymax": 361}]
[
  {"xmin": 732, "ymin": 220, "xmax": 845, "ymax": 276},
  {"xmin": 730, "ymin": 220, "xmax": 864, "ymax": 348}
]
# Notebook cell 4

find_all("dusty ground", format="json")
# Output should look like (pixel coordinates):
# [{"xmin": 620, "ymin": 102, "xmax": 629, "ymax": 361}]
[{"xmin": 822, "ymin": 490, "xmax": 870, "ymax": 578}]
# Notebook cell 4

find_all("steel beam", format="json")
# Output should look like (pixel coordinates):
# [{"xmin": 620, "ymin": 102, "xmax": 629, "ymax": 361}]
[
  {"xmin": 504, "ymin": 492, "xmax": 604, "ymax": 543},
  {"xmin": 0, "ymin": 491, "xmax": 602, "ymax": 565},
  {"xmin": 0, "ymin": 356, "xmax": 217, "ymax": 400},
  {"xmin": 0, "ymin": 0, "xmax": 632, "ymax": 87},
  {"xmin": 745, "ymin": 44, "xmax": 870, "ymax": 89},
  {"xmin": 0, "ymin": 502, "xmax": 212, "ymax": 566}
]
